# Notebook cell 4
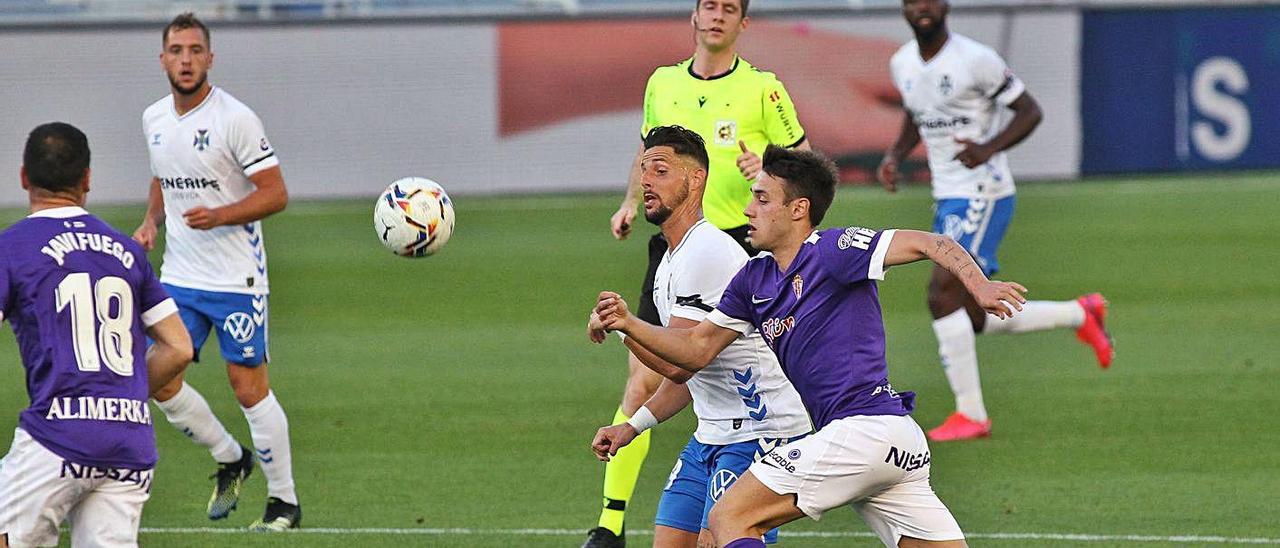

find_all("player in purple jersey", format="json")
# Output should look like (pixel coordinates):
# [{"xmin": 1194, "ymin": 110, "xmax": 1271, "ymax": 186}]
[
  {"xmin": 594, "ymin": 146, "xmax": 1028, "ymax": 547},
  {"xmin": 0, "ymin": 123, "xmax": 192, "ymax": 547}
]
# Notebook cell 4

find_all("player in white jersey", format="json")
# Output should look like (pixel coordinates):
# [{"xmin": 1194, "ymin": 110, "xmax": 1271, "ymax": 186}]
[
  {"xmin": 131, "ymin": 13, "xmax": 300, "ymax": 530},
  {"xmin": 590, "ymin": 127, "xmax": 810, "ymax": 548},
  {"xmin": 877, "ymin": 0, "xmax": 1114, "ymax": 441}
]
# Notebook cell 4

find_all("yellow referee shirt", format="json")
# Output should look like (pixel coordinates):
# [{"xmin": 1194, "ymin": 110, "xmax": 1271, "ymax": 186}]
[{"xmin": 642, "ymin": 56, "xmax": 806, "ymax": 230}]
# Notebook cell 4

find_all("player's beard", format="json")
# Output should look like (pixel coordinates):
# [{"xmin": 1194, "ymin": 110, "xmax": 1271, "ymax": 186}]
[
  {"xmin": 168, "ymin": 70, "xmax": 208, "ymax": 96},
  {"xmin": 909, "ymin": 16, "xmax": 946, "ymax": 42},
  {"xmin": 644, "ymin": 184, "xmax": 690, "ymax": 226}
]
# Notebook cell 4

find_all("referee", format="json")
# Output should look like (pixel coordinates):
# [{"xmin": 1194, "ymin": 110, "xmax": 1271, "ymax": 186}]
[{"xmin": 585, "ymin": 1, "xmax": 810, "ymax": 546}]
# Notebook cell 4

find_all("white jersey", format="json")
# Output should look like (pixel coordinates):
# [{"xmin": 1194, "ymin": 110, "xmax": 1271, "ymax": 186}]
[
  {"xmin": 143, "ymin": 87, "xmax": 279, "ymax": 295},
  {"xmin": 890, "ymin": 33, "xmax": 1026, "ymax": 200},
  {"xmin": 653, "ymin": 220, "xmax": 811, "ymax": 445}
]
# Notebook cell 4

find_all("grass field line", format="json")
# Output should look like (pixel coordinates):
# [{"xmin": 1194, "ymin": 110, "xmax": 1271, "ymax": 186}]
[{"xmin": 136, "ymin": 527, "xmax": 1280, "ymax": 544}]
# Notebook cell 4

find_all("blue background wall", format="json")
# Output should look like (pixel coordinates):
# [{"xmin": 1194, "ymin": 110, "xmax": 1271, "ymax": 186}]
[{"xmin": 1082, "ymin": 8, "xmax": 1280, "ymax": 173}]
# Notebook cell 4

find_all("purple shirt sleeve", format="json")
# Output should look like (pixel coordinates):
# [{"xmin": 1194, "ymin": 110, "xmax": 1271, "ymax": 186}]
[
  {"xmin": 821, "ymin": 227, "xmax": 897, "ymax": 286},
  {"xmin": 708, "ymin": 264, "xmax": 755, "ymax": 334},
  {"xmin": 135, "ymin": 254, "xmax": 176, "ymax": 328}
]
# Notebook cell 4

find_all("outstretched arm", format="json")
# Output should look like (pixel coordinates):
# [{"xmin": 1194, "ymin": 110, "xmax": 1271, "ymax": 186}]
[
  {"xmin": 627, "ymin": 316, "xmax": 701, "ymax": 382},
  {"xmin": 588, "ymin": 309, "xmax": 699, "ymax": 382},
  {"xmin": 593, "ymin": 292, "xmax": 739, "ymax": 372},
  {"xmin": 883, "ymin": 230, "xmax": 1028, "ymax": 318}
]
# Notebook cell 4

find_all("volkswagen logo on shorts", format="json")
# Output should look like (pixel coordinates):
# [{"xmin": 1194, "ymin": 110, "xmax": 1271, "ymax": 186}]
[
  {"xmin": 223, "ymin": 312, "xmax": 256, "ymax": 343},
  {"xmin": 709, "ymin": 469, "xmax": 739, "ymax": 501},
  {"xmin": 787, "ymin": 449, "xmax": 801, "ymax": 460}
]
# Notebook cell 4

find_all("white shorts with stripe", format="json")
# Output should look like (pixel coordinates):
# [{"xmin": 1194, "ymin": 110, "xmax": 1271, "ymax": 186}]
[
  {"xmin": 0, "ymin": 428, "xmax": 152, "ymax": 548},
  {"xmin": 748, "ymin": 414, "xmax": 964, "ymax": 545}
]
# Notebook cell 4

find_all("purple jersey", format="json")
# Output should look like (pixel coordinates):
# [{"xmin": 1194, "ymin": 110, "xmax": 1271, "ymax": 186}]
[
  {"xmin": 708, "ymin": 228, "xmax": 914, "ymax": 428},
  {"xmin": 0, "ymin": 207, "xmax": 176, "ymax": 470}
]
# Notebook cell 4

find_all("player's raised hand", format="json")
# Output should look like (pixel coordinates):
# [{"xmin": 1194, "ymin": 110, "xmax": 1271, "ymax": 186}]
[
  {"xmin": 182, "ymin": 206, "xmax": 223, "ymax": 230},
  {"xmin": 132, "ymin": 221, "xmax": 158, "ymax": 251},
  {"xmin": 594, "ymin": 291, "xmax": 632, "ymax": 333},
  {"xmin": 736, "ymin": 140, "xmax": 762, "ymax": 181},
  {"xmin": 876, "ymin": 154, "xmax": 900, "ymax": 193},
  {"xmin": 591, "ymin": 423, "xmax": 639, "ymax": 461},
  {"xmin": 972, "ymin": 280, "xmax": 1028, "ymax": 319},
  {"xmin": 952, "ymin": 137, "xmax": 996, "ymax": 169},
  {"xmin": 610, "ymin": 205, "xmax": 635, "ymax": 240},
  {"xmin": 587, "ymin": 310, "xmax": 609, "ymax": 344}
]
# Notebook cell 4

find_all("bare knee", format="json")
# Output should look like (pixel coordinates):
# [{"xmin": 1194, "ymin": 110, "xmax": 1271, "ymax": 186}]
[
  {"xmin": 227, "ymin": 364, "xmax": 270, "ymax": 408},
  {"xmin": 708, "ymin": 502, "xmax": 765, "ymax": 543},
  {"xmin": 927, "ymin": 277, "xmax": 965, "ymax": 319},
  {"xmin": 152, "ymin": 371, "xmax": 186, "ymax": 401},
  {"xmin": 927, "ymin": 269, "xmax": 985, "ymax": 331}
]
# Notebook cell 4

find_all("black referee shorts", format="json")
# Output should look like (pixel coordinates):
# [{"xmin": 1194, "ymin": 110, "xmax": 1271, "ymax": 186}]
[{"xmin": 636, "ymin": 224, "xmax": 756, "ymax": 325}]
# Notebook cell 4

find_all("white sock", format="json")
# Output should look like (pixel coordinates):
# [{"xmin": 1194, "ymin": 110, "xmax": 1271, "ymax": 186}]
[
  {"xmin": 932, "ymin": 309, "xmax": 988, "ymax": 422},
  {"xmin": 242, "ymin": 391, "xmax": 297, "ymax": 505},
  {"xmin": 153, "ymin": 382, "xmax": 243, "ymax": 464},
  {"xmin": 984, "ymin": 300, "xmax": 1085, "ymax": 335}
]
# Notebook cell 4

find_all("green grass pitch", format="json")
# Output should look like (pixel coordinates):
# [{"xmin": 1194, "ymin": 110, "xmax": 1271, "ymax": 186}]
[{"xmin": 1, "ymin": 173, "xmax": 1277, "ymax": 546}]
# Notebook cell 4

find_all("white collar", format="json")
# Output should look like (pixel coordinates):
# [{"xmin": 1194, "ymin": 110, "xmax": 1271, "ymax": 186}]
[{"xmin": 28, "ymin": 206, "xmax": 88, "ymax": 219}]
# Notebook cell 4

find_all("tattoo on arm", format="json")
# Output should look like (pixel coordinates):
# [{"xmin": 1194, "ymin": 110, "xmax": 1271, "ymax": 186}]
[{"xmin": 934, "ymin": 236, "xmax": 978, "ymax": 280}]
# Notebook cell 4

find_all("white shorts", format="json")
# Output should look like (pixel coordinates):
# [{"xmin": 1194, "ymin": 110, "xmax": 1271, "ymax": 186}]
[
  {"xmin": 748, "ymin": 415, "xmax": 964, "ymax": 545},
  {"xmin": 0, "ymin": 428, "xmax": 152, "ymax": 548}
]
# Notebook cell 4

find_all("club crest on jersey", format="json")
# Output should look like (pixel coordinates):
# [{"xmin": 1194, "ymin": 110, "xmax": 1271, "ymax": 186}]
[
  {"xmin": 714, "ymin": 120, "xmax": 737, "ymax": 146},
  {"xmin": 193, "ymin": 129, "xmax": 211, "ymax": 151},
  {"xmin": 938, "ymin": 74, "xmax": 954, "ymax": 96},
  {"xmin": 223, "ymin": 312, "xmax": 256, "ymax": 343},
  {"xmin": 792, "ymin": 274, "xmax": 803, "ymax": 298}
]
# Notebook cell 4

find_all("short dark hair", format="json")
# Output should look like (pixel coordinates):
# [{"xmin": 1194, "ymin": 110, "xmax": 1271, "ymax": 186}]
[
  {"xmin": 694, "ymin": 0, "xmax": 750, "ymax": 16},
  {"xmin": 24, "ymin": 122, "xmax": 90, "ymax": 193},
  {"xmin": 643, "ymin": 125, "xmax": 710, "ymax": 172},
  {"xmin": 164, "ymin": 12, "xmax": 210, "ymax": 47},
  {"xmin": 761, "ymin": 145, "xmax": 837, "ymax": 226}
]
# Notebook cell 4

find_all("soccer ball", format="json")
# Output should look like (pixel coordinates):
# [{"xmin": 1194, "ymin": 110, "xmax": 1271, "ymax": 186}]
[{"xmin": 373, "ymin": 177, "xmax": 455, "ymax": 257}]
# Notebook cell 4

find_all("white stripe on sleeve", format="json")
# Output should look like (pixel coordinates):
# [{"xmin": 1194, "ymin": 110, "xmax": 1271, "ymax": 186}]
[
  {"xmin": 707, "ymin": 310, "xmax": 754, "ymax": 334},
  {"xmin": 868, "ymin": 229, "xmax": 897, "ymax": 281},
  {"xmin": 141, "ymin": 298, "xmax": 179, "ymax": 328}
]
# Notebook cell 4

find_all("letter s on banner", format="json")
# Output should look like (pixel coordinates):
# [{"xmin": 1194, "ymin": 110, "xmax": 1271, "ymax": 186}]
[{"xmin": 1191, "ymin": 56, "xmax": 1250, "ymax": 162}]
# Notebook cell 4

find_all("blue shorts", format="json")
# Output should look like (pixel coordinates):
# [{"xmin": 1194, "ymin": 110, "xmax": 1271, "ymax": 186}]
[
  {"xmin": 163, "ymin": 284, "xmax": 269, "ymax": 366},
  {"xmin": 932, "ymin": 195, "xmax": 1016, "ymax": 276},
  {"xmin": 655, "ymin": 436, "xmax": 799, "ymax": 543}
]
